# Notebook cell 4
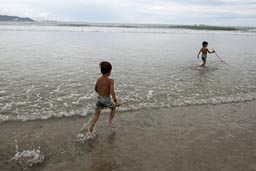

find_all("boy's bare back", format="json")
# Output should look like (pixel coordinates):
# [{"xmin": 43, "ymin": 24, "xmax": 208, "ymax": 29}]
[{"xmin": 95, "ymin": 76, "xmax": 114, "ymax": 97}]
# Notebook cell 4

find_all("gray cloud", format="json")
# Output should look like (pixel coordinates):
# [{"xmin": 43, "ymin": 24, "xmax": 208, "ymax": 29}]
[{"xmin": 0, "ymin": 0, "xmax": 255, "ymax": 26}]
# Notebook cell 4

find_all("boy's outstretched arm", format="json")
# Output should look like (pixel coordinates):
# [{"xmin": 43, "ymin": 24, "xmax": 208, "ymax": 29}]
[
  {"xmin": 110, "ymin": 79, "xmax": 120, "ymax": 106},
  {"xmin": 197, "ymin": 49, "xmax": 202, "ymax": 58},
  {"xmin": 207, "ymin": 49, "xmax": 215, "ymax": 53}
]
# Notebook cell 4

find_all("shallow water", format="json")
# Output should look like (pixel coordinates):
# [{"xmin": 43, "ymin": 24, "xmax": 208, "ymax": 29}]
[{"xmin": 0, "ymin": 24, "xmax": 256, "ymax": 121}]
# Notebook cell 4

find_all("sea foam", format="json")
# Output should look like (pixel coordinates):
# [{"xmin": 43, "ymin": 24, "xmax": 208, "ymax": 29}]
[{"xmin": 10, "ymin": 139, "xmax": 44, "ymax": 168}]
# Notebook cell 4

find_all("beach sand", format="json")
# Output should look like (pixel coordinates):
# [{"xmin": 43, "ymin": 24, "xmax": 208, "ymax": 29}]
[{"xmin": 1, "ymin": 101, "xmax": 256, "ymax": 171}]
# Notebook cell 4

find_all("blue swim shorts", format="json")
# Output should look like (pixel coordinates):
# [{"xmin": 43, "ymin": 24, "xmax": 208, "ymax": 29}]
[
  {"xmin": 95, "ymin": 96, "xmax": 114, "ymax": 110},
  {"xmin": 202, "ymin": 55, "xmax": 207, "ymax": 62}
]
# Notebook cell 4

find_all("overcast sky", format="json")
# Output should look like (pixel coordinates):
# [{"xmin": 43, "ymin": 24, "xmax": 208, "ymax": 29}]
[{"xmin": 0, "ymin": 0, "xmax": 256, "ymax": 26}]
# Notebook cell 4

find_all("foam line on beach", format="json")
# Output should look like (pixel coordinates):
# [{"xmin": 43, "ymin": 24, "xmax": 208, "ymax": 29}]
[
  {"xmin": 0, "ymin": 25, "xmax": 256, "ymax": 37},
  {"xmin": 1, "ymin": 94, "xmax": 256, "ymax": 123}
]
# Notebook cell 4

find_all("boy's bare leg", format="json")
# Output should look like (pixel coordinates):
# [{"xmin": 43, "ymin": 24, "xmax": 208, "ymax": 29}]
[
  {"xmin": 88, "ymin": 109, "xmax": 101, "ymax": 133},
  {"xmin": 108, "ymin": 107, "xmax": 116, "ymax": 128},
  {"xmin": 200, "ymin": 61, "xmax": 206, "ymax": 67}
]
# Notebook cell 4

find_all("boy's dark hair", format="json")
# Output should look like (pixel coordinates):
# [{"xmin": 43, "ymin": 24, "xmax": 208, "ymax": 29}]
[
  {"xmin": 100, "ymin": 61, "xmax": 112, "ymax": 74},
  {"xmin": 202, "ymin": 41, "xmax": 208, "ymax": 46}
]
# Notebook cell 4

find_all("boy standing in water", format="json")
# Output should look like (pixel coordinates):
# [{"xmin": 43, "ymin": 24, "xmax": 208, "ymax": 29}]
[
  {"xmin": 88, "ymin": 61, "xmax": 120, "ymax": 135},
  {"xmin": 197, "ymin": 41, "xmax": 215, "ymax": 67}
]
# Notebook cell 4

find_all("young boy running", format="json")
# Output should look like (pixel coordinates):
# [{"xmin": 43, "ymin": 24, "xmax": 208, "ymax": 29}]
[
  {"xmin": 87, "ymin": 61, "xmax": 120, "ymax": 135},
  {"xmin": 197, "ymin": 41, "xmax": 215, "ymax": 67}
]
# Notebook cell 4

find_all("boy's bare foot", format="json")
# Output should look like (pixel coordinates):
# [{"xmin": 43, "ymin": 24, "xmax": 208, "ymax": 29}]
[
  {"xmin": 86, "ymin": 131, "xmax": 92, "ymax": 136},
  {"xmin": 108, "ymin": 123, "xmax": 116, "ymax": 128},
  {"xmin": 86, "ymin": 131, "xmax": 93, "ymax": 139}
]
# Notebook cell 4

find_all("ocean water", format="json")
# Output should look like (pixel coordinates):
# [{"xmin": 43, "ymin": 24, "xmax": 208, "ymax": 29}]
[{"xmin": 0, "ymin": 22, "xmax": 256, "ymax": 121}]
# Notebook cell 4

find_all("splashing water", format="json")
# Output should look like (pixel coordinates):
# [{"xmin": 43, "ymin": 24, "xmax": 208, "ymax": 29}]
[
  {"xmin": 10, "ymin": 139, "xmax": 44, "ymax": 168},
  {"xmin": 76, "ymin": 118, "xmax": 97, "ymax": 143},
  {"xmin": 76, "ymin": 132, "xmax": 97, "ymax": 143}
]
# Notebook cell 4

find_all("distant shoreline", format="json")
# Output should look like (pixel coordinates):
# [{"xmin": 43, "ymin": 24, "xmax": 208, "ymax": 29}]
[
  {"xmin": 1, "ymin": 17, "xmax": 255, "ymax": 31},
  {"xmin": 54, "ymin": 23, "xmax": 243, "ymax": 31},
  {"xmin": 0, "ymin": 15, "xmax": 34, "ymax": 22}
]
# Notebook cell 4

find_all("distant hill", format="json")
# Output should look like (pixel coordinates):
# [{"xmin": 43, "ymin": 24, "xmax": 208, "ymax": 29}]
[{"xmin": 0, "ymin": 15, "xmax": 34, "ymax": 22}]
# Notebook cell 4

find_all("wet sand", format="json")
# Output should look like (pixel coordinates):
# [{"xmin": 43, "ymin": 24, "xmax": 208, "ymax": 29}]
[{"xmin": 1, "ymin": 101, "xmax": 256, "ymax": 171}]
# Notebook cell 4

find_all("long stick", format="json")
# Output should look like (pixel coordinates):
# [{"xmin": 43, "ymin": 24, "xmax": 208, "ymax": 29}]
[
  {"xmin": 105, "ymin": 101, "xmax": 129, "ymax": 109},
  {"xmin": 212, "ymin": 49, "xmax": 228, "ymax": 65}
]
